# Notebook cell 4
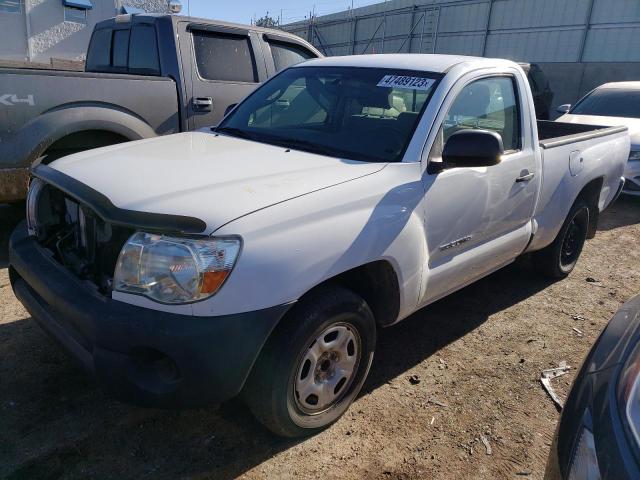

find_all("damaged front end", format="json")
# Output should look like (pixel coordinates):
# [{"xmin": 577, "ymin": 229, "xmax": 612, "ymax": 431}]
[{"xmin": 26, "ymin": 177, "xmax": 134, "ymax": 295}]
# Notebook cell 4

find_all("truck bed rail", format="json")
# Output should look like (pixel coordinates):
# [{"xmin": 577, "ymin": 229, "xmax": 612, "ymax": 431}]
[{"xmin": 538, "ymin": 120, "xmax": 627, "ymax": 149}]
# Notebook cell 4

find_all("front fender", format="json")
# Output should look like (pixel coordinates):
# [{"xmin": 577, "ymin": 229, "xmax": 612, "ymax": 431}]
[{"xmin": 194, "ymin": 163, "xmax": 427, "ymax": 321}]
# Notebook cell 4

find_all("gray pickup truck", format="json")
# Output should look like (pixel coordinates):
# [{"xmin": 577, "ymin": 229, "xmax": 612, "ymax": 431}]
[{"xmin": 0, "ymin": 13, "xmax": 321, "ymax": 203}]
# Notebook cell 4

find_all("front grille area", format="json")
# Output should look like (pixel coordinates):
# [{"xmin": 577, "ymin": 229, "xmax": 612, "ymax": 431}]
[{"xmin": 33, "ymin": 183, "xmax": 134, "ymax": 294}]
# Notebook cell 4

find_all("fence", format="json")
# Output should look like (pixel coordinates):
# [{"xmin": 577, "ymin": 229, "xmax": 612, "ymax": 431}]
[
  {"xmin": 282, "ymin": 0, "xmax": 640, "ymax": 63},
  {"xmin": 283, "ymin": 5, "xmax": 442, "ymax": 57}
]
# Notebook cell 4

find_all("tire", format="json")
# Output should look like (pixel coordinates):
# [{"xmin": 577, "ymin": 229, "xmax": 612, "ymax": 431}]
[
  {"xmin": 242, "ymin": 285, "xmax": 376, "ymax": 438},
  {"xmin": 534, "ymin": 198, "xmax": 590, "ymax": 278}
]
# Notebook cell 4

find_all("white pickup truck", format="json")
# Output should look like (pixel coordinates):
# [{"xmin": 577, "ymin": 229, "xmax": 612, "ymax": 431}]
[{"xmin": 10, "ymin": 54, "xmax": 629, "ymax": 437}]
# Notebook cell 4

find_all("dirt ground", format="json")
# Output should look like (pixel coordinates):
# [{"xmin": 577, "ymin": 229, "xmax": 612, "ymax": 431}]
[{"xmin": 1, "ymin": 197, "xmax": 639, "ymax": 480}]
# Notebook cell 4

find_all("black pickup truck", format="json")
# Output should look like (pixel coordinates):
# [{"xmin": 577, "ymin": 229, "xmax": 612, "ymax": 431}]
[{"xmin": 0, "ymin": 13, "xmax": 321, "ymax": 202}]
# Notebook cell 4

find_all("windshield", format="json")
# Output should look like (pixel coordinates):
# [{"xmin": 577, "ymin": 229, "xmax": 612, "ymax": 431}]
[
  {"xmin": 217, "ymin": 66, "xmax": 440, "ymax": 162},
  {"xmin": 571, "ymin": 88, "xmax": 640, "ymax": 119}
]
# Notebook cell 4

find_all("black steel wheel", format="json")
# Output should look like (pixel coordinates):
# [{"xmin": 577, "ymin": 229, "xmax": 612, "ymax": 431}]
[{"xmin": 534, "ymin": 198, "xmax": 590, "ymax": 278}]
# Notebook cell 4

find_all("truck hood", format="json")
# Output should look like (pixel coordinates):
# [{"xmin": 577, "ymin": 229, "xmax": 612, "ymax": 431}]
[
  {"xmin": 557, "ymin": 114, "xmax": 640, "ymax": 149},
  {"xmin": 51, "ymin": 132, "xmax": 386, "ymax": 233}
]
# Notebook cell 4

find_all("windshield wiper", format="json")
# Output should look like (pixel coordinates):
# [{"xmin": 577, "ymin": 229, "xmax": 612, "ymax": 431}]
[
  {"xmin": 254, "ymin": 135, "xmax": 342, "ymax": 157},
  {"xmin": 280, "ymin": 138, "xmax": 382, "ymax": 162},
  {"xmin": 216, "ymin": 129, "xmax": 382, "ymax": 162},
  {"xmin": 275, "ymin": 137, "xmax": 337, "ymax": 156},
  {"xmin": 214, "ymin": 127, "xmax": 255, "ymax": 140}
]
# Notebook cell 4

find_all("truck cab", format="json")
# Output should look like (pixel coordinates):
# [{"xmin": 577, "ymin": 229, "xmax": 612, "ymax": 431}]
[{"xmin": 86, "ymin": 14, "xmax": 321, "ymax": 129}]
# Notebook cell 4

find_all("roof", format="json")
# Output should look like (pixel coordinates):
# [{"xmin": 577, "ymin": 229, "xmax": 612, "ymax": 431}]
[
  {"xmin": 598, "ymin": 81, "xmax": 640, "ymax": 91},
  {"xmin": 296, "ymin": 54, "xmax": 516, "ymax": 74}
]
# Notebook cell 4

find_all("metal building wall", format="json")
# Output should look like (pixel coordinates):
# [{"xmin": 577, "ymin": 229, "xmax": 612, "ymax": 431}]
[
  {"xmin": 282, "ymin": 0, "xmax": 640, "ymax": 63},
  {"xmin": 584, "ymin": 0, "xmax": 640, "ymax": 62},
  {"xmin": 0, "ymin": 0, "xmax": 169, "ymax": 63}
]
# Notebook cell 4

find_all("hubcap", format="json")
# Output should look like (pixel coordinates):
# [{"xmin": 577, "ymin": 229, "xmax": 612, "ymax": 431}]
[{"xmin": 293, "ymin": 323, "xmax": 361, "ymax": 414}]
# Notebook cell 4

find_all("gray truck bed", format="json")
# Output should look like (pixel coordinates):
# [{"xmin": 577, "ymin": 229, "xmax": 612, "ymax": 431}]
[
  {"xmin": 537, "ymin": 120, "xmax": 627, "ymax": 149},
  {"xmin": 0, "ymin": 68, "xmax": 179, "ymax": 201}
]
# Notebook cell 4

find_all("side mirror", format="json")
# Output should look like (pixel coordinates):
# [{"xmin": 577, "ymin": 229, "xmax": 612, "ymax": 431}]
[
  {"xmin": 556, "ymin": 104, "xmax": 571, "ymax": 114},
  {"xmin": 224, "ymin": 103, "xmax": 238, "ymax": 117},
  {"xmin": 431, "ymin": 129, "xmax": 504, "ymax": 173}
]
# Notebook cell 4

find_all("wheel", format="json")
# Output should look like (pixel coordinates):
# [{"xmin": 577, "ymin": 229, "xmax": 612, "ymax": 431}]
[
  {"xmin": 242, "ymin": 285, "xmax": 376, "ymax": 438},
  {"xmin": 534, "ymin": 198, "xmax": 590, "ymax": 278}
]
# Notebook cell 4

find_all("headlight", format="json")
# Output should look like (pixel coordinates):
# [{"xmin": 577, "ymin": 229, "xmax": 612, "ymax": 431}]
[
  {"xmin": 629, "ymin": 151, "xmax": 640, "ymax": 162},
  {"xmin": 26, "ymin": 178, "xmax": 46, "ymax": 237},
  {"xmin": 619, "ymin": 341, "xmax": 640, "ymax": 450},
  {"xmin": 114, "ymin": 232, "xmax": 241, "ymax": 304}
]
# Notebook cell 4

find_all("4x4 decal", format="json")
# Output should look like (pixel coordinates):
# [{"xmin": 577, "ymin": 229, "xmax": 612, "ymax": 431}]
[{"xmin": 0, "ymin": 94, "xmax": 35, "ymax": 106}]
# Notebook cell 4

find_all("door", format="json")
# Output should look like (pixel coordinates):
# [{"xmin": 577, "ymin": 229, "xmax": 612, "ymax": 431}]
[
  {"xmin": 180, "ymin": 24, "xmax": 266, "ymax": 129},
  {"xmin": 419, "ymin": 74, "xmax": 538, "ymax": 305}
]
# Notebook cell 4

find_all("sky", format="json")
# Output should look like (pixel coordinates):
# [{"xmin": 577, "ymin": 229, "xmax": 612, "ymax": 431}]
[{"xmin": 183, "ymin": 0, "xmax": 383, "ymax": 25}]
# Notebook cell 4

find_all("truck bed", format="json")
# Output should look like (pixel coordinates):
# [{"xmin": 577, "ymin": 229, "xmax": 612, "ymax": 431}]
[
  {"xmin": 0, "ymin": 67, "xmax": 180, "ymax": 202},
  {"xmin": 530, "ymin": 119, "xmax": 629, "ymax": 253},
  {"xmin": 537, "ymin": 120, "xmax": 627, "ymax": 149}
]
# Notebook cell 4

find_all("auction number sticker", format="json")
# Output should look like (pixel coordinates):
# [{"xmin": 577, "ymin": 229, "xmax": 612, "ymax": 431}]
[{"xmin": 377, "ymin": 75, "xmax": 435, "ymax": 91}]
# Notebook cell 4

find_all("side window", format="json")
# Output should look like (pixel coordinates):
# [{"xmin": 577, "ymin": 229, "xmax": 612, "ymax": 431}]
[
  {"xmin": 129, "ymin": 25, "xmax": 160, "ymax": 75},
  {"xmin": 192, "ymin": 30, "xmax": 258, "ymax": 83},
  {"xmin": 112, "ymin": 29, "xmax": 130, "ymax": 69},
  {"xmin": 433, "ymin": 76, "xmax": 520, "ymax": 157},
  {"xmin": 86, "ymin": 29, "xmax": 112, "ymax": 71},
  {"xmin": 268, "ymin": 41, "xmax": 315, "ymax": 72}
]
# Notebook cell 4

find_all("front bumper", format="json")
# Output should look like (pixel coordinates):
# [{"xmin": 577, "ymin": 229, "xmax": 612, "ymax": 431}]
[{"xmin": 9, "ymin": 222, "xmax": 292, "ymax": 408}]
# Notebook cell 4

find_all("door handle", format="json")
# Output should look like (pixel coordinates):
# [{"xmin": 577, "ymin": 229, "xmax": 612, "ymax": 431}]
[
  {"xmin": 515, "ymin": 171, "xmax": 535, "ymax": 183},
  {"xmin": 193, "ymin": 97, "xmax": 213, "ymax": 110}
]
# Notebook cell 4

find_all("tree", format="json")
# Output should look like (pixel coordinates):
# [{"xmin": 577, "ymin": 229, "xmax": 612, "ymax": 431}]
[{"xmin": 255, "ymin": 12, "xmax": 279, "ymax": 28}]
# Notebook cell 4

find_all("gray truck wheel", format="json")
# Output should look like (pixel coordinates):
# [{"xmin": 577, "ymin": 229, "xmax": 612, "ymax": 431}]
[
  {"xmin": 534, "ymin": 198, "xmax": 590, "ymax": 278},
  {"xmin": 243, "ymin": 285, "xmax": 376, "ymax": 438}
]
